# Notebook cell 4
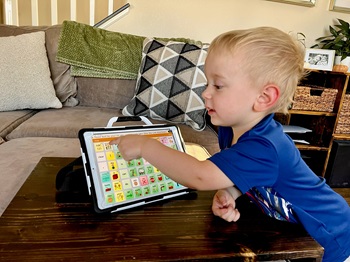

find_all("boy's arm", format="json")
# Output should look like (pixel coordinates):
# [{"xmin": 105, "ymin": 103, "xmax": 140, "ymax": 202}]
[
  {"xmin": 226, "ymin": 186, "xmax": 242, "ymax": 200},
  {"xmin": 110, "ymin": 135, "xmax": 233, "ymax": 191}
]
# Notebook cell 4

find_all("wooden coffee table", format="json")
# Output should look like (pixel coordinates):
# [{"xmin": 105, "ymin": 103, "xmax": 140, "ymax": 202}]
[{"xmin": 0, "ymin": 157, "xmax": 324, "ymax": 261}]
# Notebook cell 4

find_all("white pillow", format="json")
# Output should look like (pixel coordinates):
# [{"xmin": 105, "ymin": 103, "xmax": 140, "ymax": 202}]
[{"xmin": 0, "ymin": 31, "xmax": 62, "ymax": 111}]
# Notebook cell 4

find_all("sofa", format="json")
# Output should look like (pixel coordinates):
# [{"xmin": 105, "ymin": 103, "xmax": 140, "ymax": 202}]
[{"xmin": 0, "ymin": 23, "xmax": 219, "ymax": 216}]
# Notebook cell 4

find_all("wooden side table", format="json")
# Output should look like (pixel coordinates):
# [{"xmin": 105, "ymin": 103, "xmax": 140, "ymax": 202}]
[{"xmin": 0, "ymin": 157, "xmax": 324, "ymax": 261}]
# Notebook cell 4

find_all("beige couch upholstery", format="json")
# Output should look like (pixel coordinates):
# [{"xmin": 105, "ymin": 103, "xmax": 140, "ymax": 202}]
[{"xmin": 0, "ymin": 24, "xmax": 219, "ymax": 216}]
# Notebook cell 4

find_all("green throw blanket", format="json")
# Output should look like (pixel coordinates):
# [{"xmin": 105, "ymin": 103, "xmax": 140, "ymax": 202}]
[
  {"xmin": 57, "ymin": 21, "xmax": 145, "ymax": 79},
  {"xmin": 56, "ymin": 21, "xmax": 204, "ymax": 80}
]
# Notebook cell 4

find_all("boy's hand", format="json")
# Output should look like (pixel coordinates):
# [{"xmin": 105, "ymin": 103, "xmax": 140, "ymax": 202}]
[
  {"xmin": 212, "ymin": 189, "xmax": 240, "ymax": 222},
  {"xmin": 109, "ymin": 135, "xmax": 149, "ymax": 161}
]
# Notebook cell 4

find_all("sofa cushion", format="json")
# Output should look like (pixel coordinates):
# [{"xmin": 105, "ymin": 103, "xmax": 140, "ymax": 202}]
[
  {"xmin": 0, "ymin": 24, "xmax": 78, "ymax": 107},
  {"xmin": 6, "ymin": 106, "xmax": 219, "ymax": 155},
  {"xmin": 6, "ymin": 107, "xmax": 124, "ymax": 139},
  {"xmin": 122, "ymin": 38, "xmax": 208, "ymax": 131},
  {"xmin": 0, "ymin": 137, "xmax": 81, "ymax": 216},
  {"xmin": 76, "ymin": 77, "xmax": 136, "ymax": 109},
  {"xmin": 0, "ymin": 31, "xmax": 62, "ymax": 111},
  {"xmin": 0, "ymin": 110, "xmax": 37, "ymax": 139}
]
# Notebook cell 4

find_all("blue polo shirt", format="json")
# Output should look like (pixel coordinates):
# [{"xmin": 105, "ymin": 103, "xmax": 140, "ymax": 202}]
[{"xmin": 209, "ymin": 114, "xmax": 350, "ymax": 262}]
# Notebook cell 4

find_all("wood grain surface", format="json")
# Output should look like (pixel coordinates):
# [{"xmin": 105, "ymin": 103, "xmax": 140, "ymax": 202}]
[{"xmin": 0, "ymin": 157, "xmax": 330, "ymax": 261}]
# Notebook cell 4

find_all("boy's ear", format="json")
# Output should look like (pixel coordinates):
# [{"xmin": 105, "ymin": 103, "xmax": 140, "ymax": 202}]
[{"xmin": 253, "ymin": 84, "xmax": 280, "ymax": 112}]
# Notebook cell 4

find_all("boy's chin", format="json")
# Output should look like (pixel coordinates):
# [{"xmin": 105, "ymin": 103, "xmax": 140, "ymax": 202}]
[
  {"xmin": 209, "ymin": 118, "xmax": 221, "ymax": 127},
  {"xmin": 208, "ymin": 114, "xmax": 229, "ymax": 127}
]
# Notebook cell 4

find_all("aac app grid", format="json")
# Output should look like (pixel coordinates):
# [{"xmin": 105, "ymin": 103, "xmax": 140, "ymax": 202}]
[{"xmin": 91, "ymin": 131, "xmax": 185, "ymax": 206}]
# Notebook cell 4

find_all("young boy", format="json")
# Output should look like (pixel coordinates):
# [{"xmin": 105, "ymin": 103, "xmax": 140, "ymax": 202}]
[{"xmin": 110, "ymin": 27, "xmax": 350, "ymax": 262}]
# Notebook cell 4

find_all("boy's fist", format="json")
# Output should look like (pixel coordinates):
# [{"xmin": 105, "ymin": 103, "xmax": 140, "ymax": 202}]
[{"xmin": 212, "ymin": 189, "xmax": 241, "ymax": 222}]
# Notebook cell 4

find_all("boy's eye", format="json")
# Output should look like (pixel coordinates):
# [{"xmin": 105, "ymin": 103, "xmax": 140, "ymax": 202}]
[{"xmin": 206, "ymin": 82, "xmax": 223, "ymax": 89}]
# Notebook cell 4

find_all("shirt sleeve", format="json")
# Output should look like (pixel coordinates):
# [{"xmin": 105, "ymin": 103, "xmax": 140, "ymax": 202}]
[{"xmin": 209, "ymin": 136, "xmax": 279, "ymax": 194}]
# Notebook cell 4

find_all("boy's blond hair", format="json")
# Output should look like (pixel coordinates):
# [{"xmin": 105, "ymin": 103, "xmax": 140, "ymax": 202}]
[{"xmin": 207, "ymin": 27, "xmax": 305, "ymax": 114}]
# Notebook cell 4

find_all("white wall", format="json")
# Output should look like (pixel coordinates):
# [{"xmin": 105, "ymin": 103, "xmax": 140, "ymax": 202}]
[{"xmin": 107, "ymin": 0, "xmax": 350, "ymax": 48}]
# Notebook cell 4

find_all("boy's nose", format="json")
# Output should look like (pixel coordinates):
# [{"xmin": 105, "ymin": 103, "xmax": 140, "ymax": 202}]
[{"xmin": 202, "ymin": 86, "xmax": 211, "ymax": 99}]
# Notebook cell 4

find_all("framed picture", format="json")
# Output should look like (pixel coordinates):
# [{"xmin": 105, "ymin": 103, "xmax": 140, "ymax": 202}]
[
  {"xmin": 329, "ymin": 0, "xmax": 350, "ymax": 13},
  {"xmin": 304, "ymin": 49, "xmax": 335, "ymax": 71},
  {"xmin": 265, "ymin": 0, "xmax": 316, "ymax": 7}
]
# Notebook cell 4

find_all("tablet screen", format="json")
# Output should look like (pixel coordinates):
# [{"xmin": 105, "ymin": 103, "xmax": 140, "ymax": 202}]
[{"xmin": 80, "ymin": 125, "xmax": 189, "ymax": 212}]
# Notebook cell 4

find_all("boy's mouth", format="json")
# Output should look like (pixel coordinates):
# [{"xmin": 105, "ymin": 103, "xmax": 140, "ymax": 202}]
[{"xmin": 206, "ymin": 107, "xmax": 216, "ymax": 115}]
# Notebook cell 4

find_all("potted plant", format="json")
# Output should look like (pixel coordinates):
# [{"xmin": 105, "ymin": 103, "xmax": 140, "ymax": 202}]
[{"xmin": 312, "ymin": 18, "xmax": 350, "ymax": 71}]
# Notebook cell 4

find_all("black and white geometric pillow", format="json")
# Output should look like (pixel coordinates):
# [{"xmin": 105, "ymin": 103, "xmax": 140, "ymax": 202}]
[{"xmin": 122, "ymin": 38, "xmax": 209, "ymax": 131}]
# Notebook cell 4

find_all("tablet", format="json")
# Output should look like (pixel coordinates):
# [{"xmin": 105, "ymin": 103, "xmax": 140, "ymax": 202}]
[{"xmin": 79, "ymin": 124, "xmax": 191, "ymax": 213}]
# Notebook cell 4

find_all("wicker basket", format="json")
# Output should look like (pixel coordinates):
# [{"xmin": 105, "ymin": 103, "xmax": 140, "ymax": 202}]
[
  {"xmin": 292, "ymin": 86, "xmax": 338, "ymax": 112},
  {"xmin": 335, "ymin": 94, "xmax": 350, "ymax": 134}
]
